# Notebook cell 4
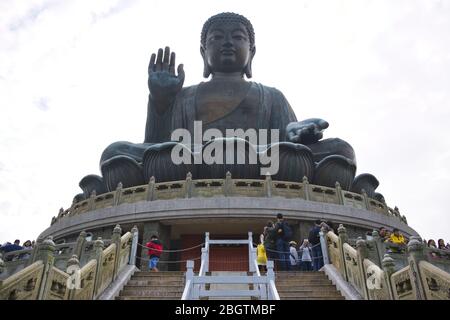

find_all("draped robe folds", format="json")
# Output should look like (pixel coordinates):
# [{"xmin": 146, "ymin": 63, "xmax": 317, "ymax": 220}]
[{"xmin": 144, "ymin": 82, "xmax": 297, "ymax": 145}]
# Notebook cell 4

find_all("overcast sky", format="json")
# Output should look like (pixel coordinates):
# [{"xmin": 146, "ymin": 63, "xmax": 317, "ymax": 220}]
[{"xmin": 1, "ymin": 0, "xmax": 449, "ymax": 245}]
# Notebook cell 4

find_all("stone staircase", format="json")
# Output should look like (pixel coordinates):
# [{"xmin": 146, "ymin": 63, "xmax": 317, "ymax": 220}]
[
  {"xmin": 276, "ymin": 271, "xmax": 345, "ymax": 300},
  {"xmin": 116, "ymin": 271, "xmax": 185, "ymax": 300}
]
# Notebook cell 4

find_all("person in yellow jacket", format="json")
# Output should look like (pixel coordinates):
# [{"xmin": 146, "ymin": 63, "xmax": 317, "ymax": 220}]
[
  {"xmin": 257, "ymin": 234, "xmax": 268, "ymax": 272},
  {"xmin": 388, "ymin": 228, "xmax": 407, "ymax": 253},
  {"xmin": 389, "ymin": 228, "xmax": 406, "ymax": 245}
]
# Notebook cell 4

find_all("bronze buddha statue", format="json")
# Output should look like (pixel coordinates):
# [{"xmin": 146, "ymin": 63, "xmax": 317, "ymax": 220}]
[{"xmin": 76, "ymin": 13, "xmax": 381, "ymax": 202}]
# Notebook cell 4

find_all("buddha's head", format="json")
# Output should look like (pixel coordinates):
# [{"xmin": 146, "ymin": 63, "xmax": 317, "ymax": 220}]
[{"xmin": 201, "ymin": 12, "xmax": 256, "ymax": 78}]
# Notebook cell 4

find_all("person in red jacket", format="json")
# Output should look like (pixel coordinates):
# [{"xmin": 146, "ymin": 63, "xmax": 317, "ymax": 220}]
[{"xmin": 146, "ymin": 235, "xmax": 163, "ymax": 272}]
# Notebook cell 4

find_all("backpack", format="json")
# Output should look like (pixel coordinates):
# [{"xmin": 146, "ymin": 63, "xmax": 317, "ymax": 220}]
[{"xmin": 282, "ymin": 222, "xmax": 293, "ymax": 241}]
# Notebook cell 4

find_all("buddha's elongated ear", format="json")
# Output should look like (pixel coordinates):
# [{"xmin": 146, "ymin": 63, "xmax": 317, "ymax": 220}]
[
  {"xmin": 200, "ymin": 46, "xmax": 211, "ymax": 78},
  {"xmin": 244, "ymin": 46, "xmax": 256, "ymax": 79}
]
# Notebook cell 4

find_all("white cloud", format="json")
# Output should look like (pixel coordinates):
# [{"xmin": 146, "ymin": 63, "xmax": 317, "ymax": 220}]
[{"xmin": 0, "ymin": 0, "xmax": 449, "ymax": 244}]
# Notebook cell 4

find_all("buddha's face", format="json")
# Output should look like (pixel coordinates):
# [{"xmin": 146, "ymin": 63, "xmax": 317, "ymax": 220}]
[{"xmin": 202, "ymin": 21, "xmax": 254, "ymax": 75}]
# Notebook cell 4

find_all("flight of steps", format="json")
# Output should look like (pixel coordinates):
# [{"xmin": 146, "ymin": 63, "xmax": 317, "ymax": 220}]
[
  {"xmin": 276, "ymin": 271, "xmax": 345, "ymax": 300},
  {"xmin": 116, "ymin": 271, "xmax": 185, "ymax": 300}
]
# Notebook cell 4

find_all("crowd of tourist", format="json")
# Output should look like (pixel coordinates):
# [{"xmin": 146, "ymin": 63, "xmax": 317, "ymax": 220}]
[
  {"xmin": 0, "ymin": 239, "xmax": 35, "ymax": 261},
  {"xmin": 257, "ymin": 214, "xmax": 335, "ymax": 272},
  {"xmin": 256, "ymin": 214, "xmax": 450, "ymax": 272}
]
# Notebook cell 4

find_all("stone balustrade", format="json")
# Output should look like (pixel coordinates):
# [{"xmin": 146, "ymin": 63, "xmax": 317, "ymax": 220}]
[
  {"xmin": 52, "ymin": 173, "xmax": 407, "ymax": 226},
  {"xmin": 0, "ymin": 225, "xmax": 138, "ymax": 300},
  {"xmin": 323, "ymin": 225, "xmax": 450, "ymax": 300}
]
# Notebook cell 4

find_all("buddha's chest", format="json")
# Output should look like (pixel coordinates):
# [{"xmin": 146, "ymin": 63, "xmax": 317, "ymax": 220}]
[{"xmin": 195, "ymin": 82, "xmax": 260, "ymax": 127}]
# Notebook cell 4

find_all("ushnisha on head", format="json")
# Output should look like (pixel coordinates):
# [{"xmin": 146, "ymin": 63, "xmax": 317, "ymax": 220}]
[{"xmin": 200, "ymin": 12, "xmax": 256, "ymax": 78}]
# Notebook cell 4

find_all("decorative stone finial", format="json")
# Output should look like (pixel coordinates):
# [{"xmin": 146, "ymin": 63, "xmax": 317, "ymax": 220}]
[
  {"xmin": 42, "ymin": 236, "xmax": 56, "ymax": 247},
  {"xmin": 302, "ymin": 176, "xmax": 309, "ymax": 184},
  {"xmin": 90, "ymin": 190, "xmax": 96, "ymax": 197},
  {"xmin": 356, "ymin": 236, "xmax": 366, "ymax": 248},
  {"xmin": 382, "ymin": 253, "xmax": 395, "ymax": 269},
  {"xmin": 113, "ymin": 224, "xmax": 122, "ymax": 235},
  {"xmin": 226, "ymin": 171, "xmax": 232, "ymax": 179},
  {"xmin": 186, "ymin": 172, "xmax": 192, "ymax": 179},
  {"xmin": 116, "ymin": 182, "xmax": 123, "ymax": 190},
  {"xmin": 67, "ymin": 255, "xmax": 80, "ymax": 268},
  {"xmin": 78, "ymin": 230, "xmax": 87, "ymax": 239},
  {"xmin": 372, "ymin": 230, "xmax": 380, "ymax": 239},
  {"xmin": 94, "ymin": 237, "xmax": 105, "ymax": 249},
  {"xmin": 149, "ymin": 176, "xmax": 155, "ymax": 184},
  {"xmin": 335, "ymin": 181, "xmax": 341, "ymax": 188},
  {"xmin": 337, "ymin": 224, "xmax": 346, "ymax": 235},
  {"xmin": 407, "ymin": 236, "xmax": 423, "ymax": 252}
]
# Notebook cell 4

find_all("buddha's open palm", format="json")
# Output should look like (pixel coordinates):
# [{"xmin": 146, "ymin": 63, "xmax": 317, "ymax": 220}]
[{"xmin": 148, "ymin": 46, "xmax": 185, "ymax": 107}]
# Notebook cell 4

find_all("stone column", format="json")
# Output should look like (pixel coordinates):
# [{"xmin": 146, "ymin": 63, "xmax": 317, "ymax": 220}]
[
  {"xmin": 264, "ymin": 174, "xmax": 272, "ymax": 197},
  {"xmin": 302, "ymin": 176, "xmax": 310, "ymax": 201},
  {"xmin": 370, "ymin": 230, "xmax": 382, "ymax": 266},
  {"xmin": 74, "ymin": 230, "xmax": 87, "ymax": 261},
  {"xmin": 335, "ymin": 182, "xmax": 344, "ymax": 205},
  {"xmin": 93, "ymin": 237, "xmax": 105, "ymax": 298},
  {"xmin": 337, "ymin": 224, "xmax": 349, "ymax": 280},
  {"xmin": 147, "ymin": 177, "xmax": 156, "ymax": 201},
  {"xmin": 381, "ymin": 253, "xmax": 396, "ymax": 300},
  {"xmin": 319, "ymin": 227, "xmax": 329, "ymax": 265},
  {"xmin": 129, "ymin": 225, "xmax": 139, "ymax": 266},
  {"xmin": 114, "ymin": 182, "xmax": 123, "ymax": 205},
  {"xmin": 140, "ymin": 222, "xmax": 171, "ymax": 271},
  {"xmin": 406, "ymin": 237, "xmax": 426, "ymax": 300},
  {"xmin": 111, "ymin": 224, "xmax": 122, "ymax": 280},
  {"xmin": 356, "ymin": 237, "xmax": 369, "ymax": 299},
  {"xmin": 0, "ymin": 253, "xmax": 4, "ymax": 276},
  {"xmin": 66, "ymin": 255, "xmax": 81, "ymax": 300},
  {"xmin": 36, "ymin": 237, "xmax": 56, "ymax": 300}
]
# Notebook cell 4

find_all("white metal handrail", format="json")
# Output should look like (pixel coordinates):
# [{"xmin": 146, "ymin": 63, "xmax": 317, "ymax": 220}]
[{"xmin": 182, "ymin": 232, "xmax": 280, "ymax": 300}]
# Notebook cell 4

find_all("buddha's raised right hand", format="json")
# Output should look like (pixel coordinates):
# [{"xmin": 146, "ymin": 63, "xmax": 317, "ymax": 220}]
[{"xmin": 148, "ymin": 46, "xmax": 185, "ymax": 113}]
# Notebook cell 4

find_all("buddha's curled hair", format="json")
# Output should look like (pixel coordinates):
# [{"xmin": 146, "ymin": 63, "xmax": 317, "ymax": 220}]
[{"xmin": 201, "ymin": 12, "xmax": 255, "ymax": 48}]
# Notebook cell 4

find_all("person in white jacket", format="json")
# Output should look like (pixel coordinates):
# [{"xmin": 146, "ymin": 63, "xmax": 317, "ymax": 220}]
[
  {"xmin": 299, "ymin": 239, "xmax": 313, "ymax": 271},
  {"xmin": 289, "ymin": 241, "xmax": 299, "ymax": 270}
]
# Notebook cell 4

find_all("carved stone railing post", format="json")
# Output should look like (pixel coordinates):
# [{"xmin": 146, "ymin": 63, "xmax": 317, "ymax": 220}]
[
  {"xmin": 224, "ymin": 171, "xmax": 232, "ymax": 196},
  {"xmin": 88, "ymin": 190, "xmax": 96, "ymax": 211},
  {"xmin": 371, "ymin": 230, "xmax": 382, "ymax": 266},
  {"xmin": 381, "ymin": 253, "xmax": 396, "ymax": 300},
  {"xmin": 361, "ymin": 189, "xmax": 370, "ymax": 210},
  {"xmin": 0, "ymin": 253, "xmax": 4, "ymax": 276},
  {"xmin": 356, "ymin": 237, "xmax": 369, "ymax": 299},
  {"xmin": 302, "ymin": 176, "xmax": 310, "ymax": 201},
  {"xmin": 111, "ymin": 225, "xmax": 122, "ymax": 280},
  {"xmin": 66, "ymin": 255, "xmax": 81, "ymax": 300},
  {"xmin": 337, "ymin": 224, "xmax": 349, "ymax": 281},
  {"xmin": 185, "ymin": 172, "xmax": 193, "ymax": 198},
  {"xmin": 264, "ymin": 174, "xmax": 272, "ymax": 197},
  {"xmin": 36, "ymin": 237, "xmax": 56, "ymax": 300},
  {"xmin": 319, "ymin": 227, "xmax": 330, "ymax": 265},
  {"xmin": 114, "ymin": 182, "xmax": 123, "ymax": 205},
  {"xmin": 407, "ymin": 237, "xmax": 426, "ymax": 300},
  {"xmin": 129, "ymin": 226, "xmax": 139, "ymax": 266},
  {"xmin": 335, "ymin": 182, "xmax": 344, "ymax": 205},
  {"xmin": 147, "ymin": 177, "xmax": 156, "ymax": 201},
  {"xmin": 93, "ymin": 237, "xmax": 105, "ymax": 298},
  {"xmin": 74, "ymin": 231, "xmax": 87, "ymax": 261}
]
